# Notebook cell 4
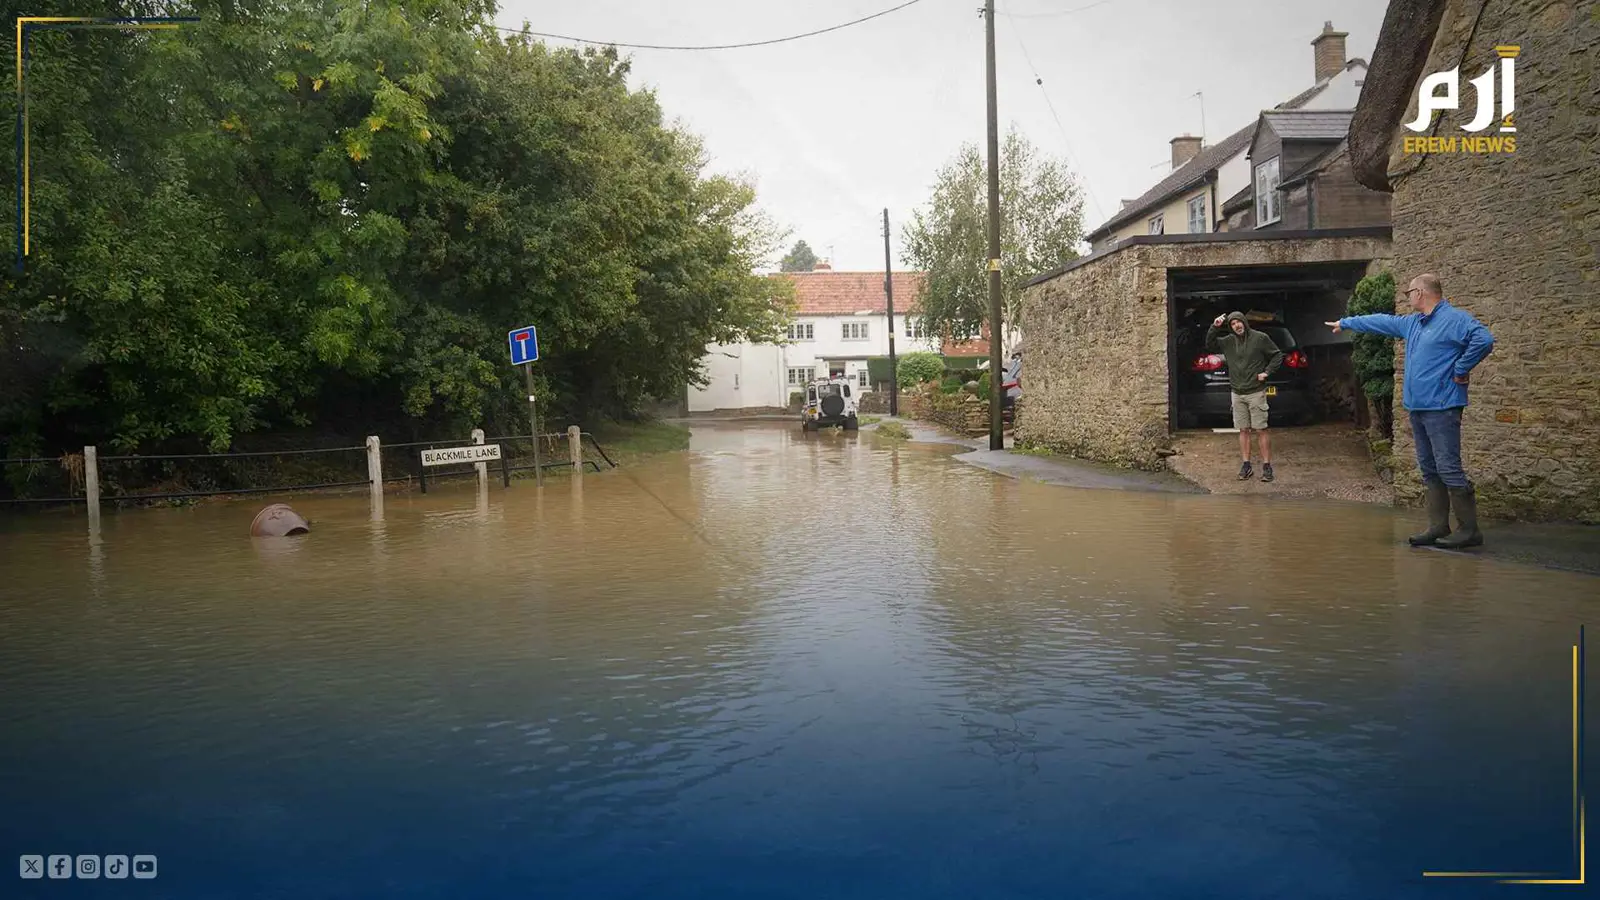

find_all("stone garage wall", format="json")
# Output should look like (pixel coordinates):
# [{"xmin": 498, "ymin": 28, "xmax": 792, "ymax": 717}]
[
  {"xmin": 1018, "ymin": 232, "xmax": 1393, "ymax": 471},
  {"xmin": 1379, "ymin": 0, "xmax": 1600, "ymax": 523},
  {"xmin": 1016, "ymin": 245, "xmax": 1170, "ymax": 469}
]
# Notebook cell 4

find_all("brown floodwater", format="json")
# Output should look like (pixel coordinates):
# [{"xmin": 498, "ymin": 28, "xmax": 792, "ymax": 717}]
[{"xmin": 0, "ymin": 420, "xmax": 1594, "ymax": 900}]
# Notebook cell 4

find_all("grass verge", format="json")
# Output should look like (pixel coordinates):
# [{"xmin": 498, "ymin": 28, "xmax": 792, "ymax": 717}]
[
  {"xmin": 875, "ymin": 422, "xmax": 912, "ymax": 441},
  {"xmin": 588, "ymin": 419, "xmax": 692, "ymax": 465}
]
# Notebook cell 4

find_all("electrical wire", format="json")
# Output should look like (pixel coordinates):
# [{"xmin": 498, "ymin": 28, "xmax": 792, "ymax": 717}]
[
  {"xmin": 491, "ymin": 0, "xmax": 928, "ymax": 51},
  {"xmin": 1001, "ymin": 4, "xmax": 1109, "ymax": 226},
  {"xmin": 1000, "ymin": 0, "xmax": 1122, "ymax": 20}
]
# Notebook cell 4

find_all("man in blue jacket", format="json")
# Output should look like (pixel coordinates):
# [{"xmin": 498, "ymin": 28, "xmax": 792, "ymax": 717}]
[{"xmin": 1328, "ymin": 274, "xmax": 1495, "ymax": 548}]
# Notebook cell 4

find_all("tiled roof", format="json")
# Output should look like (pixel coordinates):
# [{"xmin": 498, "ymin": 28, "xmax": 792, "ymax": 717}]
[
  {"xmin": 1260, "ymin": 109, "xmax": 1354, "ymax": 141},
  {"xmin": 1086, "ymin": 59, "xmax": 1368, "ymax": 241},
  {"xmin": 1086, "ymin": 126, "xmax": 1253, "ymax": 240},
  {"xmin": 778, "ymin": 270, "xmax": 926, "ymax": 316},
  {"xmin": 1221, "ymin": 183, "xmax": 1254, "ymax": 215}
]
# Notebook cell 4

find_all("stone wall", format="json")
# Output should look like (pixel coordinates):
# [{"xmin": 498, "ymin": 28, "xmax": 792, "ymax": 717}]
[
  {"xmin": 1019, "ymin": 234, "xmax": 1393, "ymax": 470},
  {"xmin": 904, "ymin": 386, "xmax": 991, "ymax": 437},
  {"xmin": 1017, "ymin": 245, "xmax": 1170, "ymax": 469},
  {"xmin": 1383, "ymin": 0, "xmax": 1600, "ymax": 523}
]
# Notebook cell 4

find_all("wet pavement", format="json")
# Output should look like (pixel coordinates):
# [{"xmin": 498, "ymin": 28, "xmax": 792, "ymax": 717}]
[{"xmin": 1, "ymin": 419, "xmax": 1596, "ymax": 899}]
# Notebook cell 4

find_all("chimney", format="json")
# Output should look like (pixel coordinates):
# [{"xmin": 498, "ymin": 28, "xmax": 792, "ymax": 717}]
[
  {"xmin": 1311, "ymin": 21, "xmax": 1348, "ymax": 83},
  {"xmin": 1170, "ymin": 134, "xmax": 1203, "ymax": 169},
  {"xmin": 811, "ymin": 260, "xmax": 832, "ymax": 271},
  {"xmin": 1120, "ymin": 198, "xmax": 1136, "ymax": 210}
]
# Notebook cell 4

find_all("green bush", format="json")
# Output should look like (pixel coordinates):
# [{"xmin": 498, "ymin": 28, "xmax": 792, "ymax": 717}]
[
  {"xmin": 1348, "ymin": 271, "xmax": 1397, "ymax": 437},
  {"xmin": 788, "ymin": 390, "xmax": 804, "ymax": 409},
  {"xmin": 896, "ymin": 352, "xmax": 945, "ymax": 388},
  {"xmin": 977, "ymin": 371, "xmax": 991, "ymax": 398},
  {"xmin": 939, "ymin": 374, "xmax": 965, "ymax": 394}
]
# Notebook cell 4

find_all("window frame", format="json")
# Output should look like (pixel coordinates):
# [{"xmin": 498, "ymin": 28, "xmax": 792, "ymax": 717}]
[
  {"xmin": 1254, "ymin": 157, "xmax": 1282, "ymax": 226},
  {"xmin": 786, "ymin": 322, "xmax": 814, "ymax": 341},
  {"xmin": 786, "ymin": 367, "xmax": 814, "ymax": 387},
  {"xmin": 1148, "ymin": 214, "xmax": 1164, "ymax": 235},
  {"xmin": 858, "ymin": 369, "xmax": 870, "ymax": 388},
  {"xmin": 1186, "ymin": 194, "xmax": 1207, "ymax": 234},
  {"xmin": 842, "ymin": 321, "xmax": 869, "ymax": 341},
  {"xmin": 904, "ymin": 317, "xmax": 926, "ymax": 340}
]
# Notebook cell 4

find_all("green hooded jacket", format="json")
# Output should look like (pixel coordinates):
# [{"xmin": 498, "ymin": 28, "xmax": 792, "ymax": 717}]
[{"xmin": 1205, "ymin": 312, "xmax": 1284, "ymax": 395}]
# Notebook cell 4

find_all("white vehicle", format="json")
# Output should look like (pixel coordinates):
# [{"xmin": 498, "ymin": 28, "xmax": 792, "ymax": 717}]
[{"xmin": 800, "ymin": 377, "xmax": 860, "ymax": 431}]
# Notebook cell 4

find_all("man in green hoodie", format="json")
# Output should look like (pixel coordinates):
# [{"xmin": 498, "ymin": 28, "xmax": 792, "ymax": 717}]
[{"xmin": 1206, "ymin": 311, "xmax": 1284, "ymax": 481}]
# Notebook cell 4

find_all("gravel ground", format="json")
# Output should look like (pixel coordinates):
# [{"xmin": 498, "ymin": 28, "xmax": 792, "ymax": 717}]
[{"xmin": 1165, "ymin": 423, "xmax": 1394, "ymax": 505}]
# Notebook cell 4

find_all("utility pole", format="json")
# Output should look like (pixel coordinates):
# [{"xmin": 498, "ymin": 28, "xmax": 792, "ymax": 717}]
[
  {"xmin": 882, "ymin": 208, "xmax": 899, "ymax": 417},
  {"xmin": 983, "ymin": 0, "xmax": 1004, "ymax": 450}
]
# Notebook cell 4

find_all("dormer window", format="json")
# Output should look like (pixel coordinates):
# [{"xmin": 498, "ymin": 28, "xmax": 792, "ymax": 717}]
[{"xmin": 1254, "ymin": 157, "xmax": 1282, "ymax": 226}]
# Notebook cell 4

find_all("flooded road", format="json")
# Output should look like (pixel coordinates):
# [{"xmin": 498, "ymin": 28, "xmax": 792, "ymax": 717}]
[{"xmin": 1, "ymin": 421, "xmax": 1594, "ymax": 899}]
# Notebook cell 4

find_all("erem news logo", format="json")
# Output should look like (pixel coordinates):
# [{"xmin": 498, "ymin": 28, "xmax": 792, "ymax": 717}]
[{"xmin": 1403, "ymin": 45, "xmax": 1519, "ymax": 155}]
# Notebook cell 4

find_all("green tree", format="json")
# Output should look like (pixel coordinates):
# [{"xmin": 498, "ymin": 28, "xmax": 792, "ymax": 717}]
[
  {"xmin": 901, "ymin": 128, "xmax": 1083, "ymax": 347},
  {"xmin": 780, "ymin": 239, "xmax": 819, "ymax": 272},
  {"xmin": 0, "ymin": 0, "xmax": 790, "ymax": 459},
  {"xmin": 1348, "ymin": 271, "xmax": 1397, "ymax": 438},
  {"xmin": 896, "ymin": 351, "xmax": 944, "ymax": 388}
]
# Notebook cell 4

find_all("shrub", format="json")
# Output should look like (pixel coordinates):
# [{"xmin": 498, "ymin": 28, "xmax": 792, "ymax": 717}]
[
  {"xmin": 897, "ymin": 351, "xmax": 945, "ymax": 388},
  {"xmin": 977, "ymin": 371, "xmax": 991, "ymax": 398},
  {"xmin": 1348, "ymin": 271, "xmax": 1397, "ymax": 438},
  {"xmin": 788, "ymin": 390, "xmax": 804, "ymax": 409},
  {"xmin": 876, "ymin": 422, "xmax": 912, "ymax": 441}
]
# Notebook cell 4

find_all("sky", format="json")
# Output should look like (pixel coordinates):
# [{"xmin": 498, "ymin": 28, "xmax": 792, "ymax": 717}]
[{"xmin": 493, "ymin": 0, "xmax": 1391, "ymax": 271}]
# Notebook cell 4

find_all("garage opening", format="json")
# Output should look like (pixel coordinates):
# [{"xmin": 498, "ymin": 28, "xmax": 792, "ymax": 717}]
[{"xmin": 1167, "ymin": 262, "xmax": 1370, "ymax": 430}]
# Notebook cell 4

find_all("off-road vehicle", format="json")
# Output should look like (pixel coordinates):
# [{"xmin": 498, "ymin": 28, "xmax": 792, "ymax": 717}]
[{"xmin": 800, "ymin": 376, "xmax": 860, "ymax": 431}]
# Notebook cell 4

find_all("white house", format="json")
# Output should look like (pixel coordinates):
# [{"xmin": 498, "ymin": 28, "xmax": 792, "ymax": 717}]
[
  {"xmin": 1084, "ymin": 21, "xmax": 1368, "ymax": 250},
  {"xmin": 688, "ymin": 264, "xmax": 974, "ymax": 414}
]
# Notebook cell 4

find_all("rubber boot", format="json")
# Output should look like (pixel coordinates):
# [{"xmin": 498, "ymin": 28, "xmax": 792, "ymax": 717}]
[
  {"xmin": 1435, "ymin": 484, "xmax": 1484, "ymax": 549},
  {"xmin": 1407, "ymin": 479, "xmax": 1452, "ymax": 546}
]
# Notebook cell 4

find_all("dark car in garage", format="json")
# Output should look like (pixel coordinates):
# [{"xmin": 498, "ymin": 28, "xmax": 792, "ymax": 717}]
[{"xmin": 1175, "ymin": 319, "xmax": 1313, "ymax": 428}]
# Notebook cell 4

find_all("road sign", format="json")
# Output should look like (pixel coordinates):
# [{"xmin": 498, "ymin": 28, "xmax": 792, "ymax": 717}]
[
  {"xmin": 508, "ymin": 326, "xmax": 539, "ymax": 365},
  {"xmin": 421, "ymin": 444, "xmax": 502, "ymax": 467}
]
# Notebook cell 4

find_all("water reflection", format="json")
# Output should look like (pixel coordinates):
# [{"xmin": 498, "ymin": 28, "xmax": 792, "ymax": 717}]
[{"xmin": 0, "ymin": 421, "xmax": 1592, "ymax": 899}]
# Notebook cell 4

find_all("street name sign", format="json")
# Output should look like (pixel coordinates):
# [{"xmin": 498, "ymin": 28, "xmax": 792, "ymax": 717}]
[
  {"xmin": 421, "ymin": 444, "xmax": 503, "ymax": 467},
  {"xmin": 508, "ymin": 326, "xmax": 540, "ymax": 365}
]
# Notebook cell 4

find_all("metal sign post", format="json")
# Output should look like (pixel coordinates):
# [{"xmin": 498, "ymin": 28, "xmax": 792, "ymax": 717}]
[{"xmin": 509, "ymin": 325, "xmax": 543, "ymax": 487}]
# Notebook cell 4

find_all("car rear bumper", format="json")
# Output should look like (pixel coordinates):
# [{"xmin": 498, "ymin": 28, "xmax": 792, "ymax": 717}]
[{"xmin": 1184, "ymin": 387, "xmax": 1312, "ymax": 424}]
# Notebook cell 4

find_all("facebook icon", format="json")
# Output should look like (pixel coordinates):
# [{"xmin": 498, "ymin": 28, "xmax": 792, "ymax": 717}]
[{"xmin": 47, "ymin": 855, "xmax": 71, "ymax": 879}]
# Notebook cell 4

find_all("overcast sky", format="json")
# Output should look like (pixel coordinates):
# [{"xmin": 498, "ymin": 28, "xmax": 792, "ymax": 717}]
[{"xmin": 494, "ymin": 0, "xmax": 1390, "ymax": 272}]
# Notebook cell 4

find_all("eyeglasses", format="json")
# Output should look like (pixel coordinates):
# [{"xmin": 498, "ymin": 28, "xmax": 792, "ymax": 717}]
[{"xmin": 1402, "ymin": 288, "xmax": 1422, "ymax": 298}]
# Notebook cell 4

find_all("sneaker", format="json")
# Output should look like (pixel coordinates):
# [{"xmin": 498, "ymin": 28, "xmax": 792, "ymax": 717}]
[
  {"xmin": 1237, "ymin": 461, "xmax": 1253, "ymax": 480},
  {"xmin": 1261, "ymin": 463, "xmax": 1275, "ymax": 483}
]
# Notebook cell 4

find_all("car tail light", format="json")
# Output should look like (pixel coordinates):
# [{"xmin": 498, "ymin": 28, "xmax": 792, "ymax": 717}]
[
  {"xmin": 1190, "ymin": 354, "xmax": 1225, "ymax": 372},
  {"xmin": 1002, "ymin": 380, "xmax": 1019, "ymax": 390},
  {"xmin": 1285, "ymin": 350, "xmax": 1309, "ymax": 369}
]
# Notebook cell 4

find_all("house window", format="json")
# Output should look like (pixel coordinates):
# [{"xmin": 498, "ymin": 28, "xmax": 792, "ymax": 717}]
[
  {"xmin": 1148, "ymin": 214, "xmax": 1164, "ymax": 235},
  {"xmin": 904, "ymin": 317, "xmax": 926, "ymax": 339},
  {"xmin": 842, "ymin": 321, "xmax": 869, "ymax": 341},
  {"xmin": 1254, "ymin": 157, "xmax": 1281, "ymax": 225},
  {"xmin": 1187, "ymin": 195, "xmax": 1207, "ymax": 233},
  {"xmin": 786, "ymin": 367, "xmax": 813, "ymax": 386},
  {"xmin": 858, "ymin": 369, "xmax": 870, "ymax": 388},
  {"xmin": 786, "ymin": 322, "xmax": 814, "ymax": 341}
]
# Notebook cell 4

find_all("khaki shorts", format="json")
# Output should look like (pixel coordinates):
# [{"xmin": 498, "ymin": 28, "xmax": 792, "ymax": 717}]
[{"xmin": 1231, "ymin": 390, "xmax": 1269, "ymax": 431}]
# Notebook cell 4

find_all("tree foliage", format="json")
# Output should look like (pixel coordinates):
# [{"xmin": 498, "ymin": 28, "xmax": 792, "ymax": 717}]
[
  {"xmin": 900, "ymin": 128, "xmax": 1084, "ymax": 345},
  {"xmin": 0, "ymin": 0, "xmax": 789, "ymax": 455},
  {"xmin": 895, "ymin": 351, "xmax": 944, "ymax": 388},
  {"xmin": 779, "ymin": 240, "xmax": 819, "ymax": 272},
  {"xmin": 1348, "ymin": 271, "xmax": 1397, "ymax": 437}
]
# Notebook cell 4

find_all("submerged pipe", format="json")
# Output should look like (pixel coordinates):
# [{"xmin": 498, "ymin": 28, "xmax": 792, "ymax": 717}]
[{"xmin": 251, "ymin": 503, "xmax": 310, "ymax": 537}]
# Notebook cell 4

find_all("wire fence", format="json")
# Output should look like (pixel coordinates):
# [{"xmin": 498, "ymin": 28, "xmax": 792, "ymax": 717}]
[{"xmin": 0, "ymin": 429, "xmax": 616, "ymax": 508}]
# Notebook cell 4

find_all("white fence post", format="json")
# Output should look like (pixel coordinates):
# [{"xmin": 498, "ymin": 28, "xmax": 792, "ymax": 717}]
[
  {"xmin": 568, "ymin": 426, "xmax": 582, "ymax": 476},
  {"xmin": 83, "ymin": 445, "xmax": 100, "ymax": 513},
  {"xmin": 472, "ymin": 428, "xmax": 487, "ymax": 490}
]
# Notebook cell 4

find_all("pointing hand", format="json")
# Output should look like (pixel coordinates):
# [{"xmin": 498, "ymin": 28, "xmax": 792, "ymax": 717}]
[
  {"xmin": 1213, "ymin": 315, "xmax": 1226, "ymax": 327},
  {"xmin": 1325, "ymin": 321, "xmax": 1342, "ymax": 333}
]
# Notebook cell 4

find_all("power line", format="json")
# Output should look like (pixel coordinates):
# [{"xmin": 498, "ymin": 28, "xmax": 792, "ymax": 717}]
[
  {"xmin": 492, "ymin": 0, "xmax": 929, "ymax": 51},
  {"xmin": 999, "ymin": 0, "xmax": 1123, "ymax": 20},
  {"xmin": 1001, "ymin": 4, "xmax": 1109, "ymax": 226}
]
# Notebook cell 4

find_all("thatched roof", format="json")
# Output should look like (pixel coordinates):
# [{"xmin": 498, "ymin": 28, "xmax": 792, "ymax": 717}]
[{"xmin": 1348, "ymin": 0, "xmax": 1450, "ymax": 192}]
